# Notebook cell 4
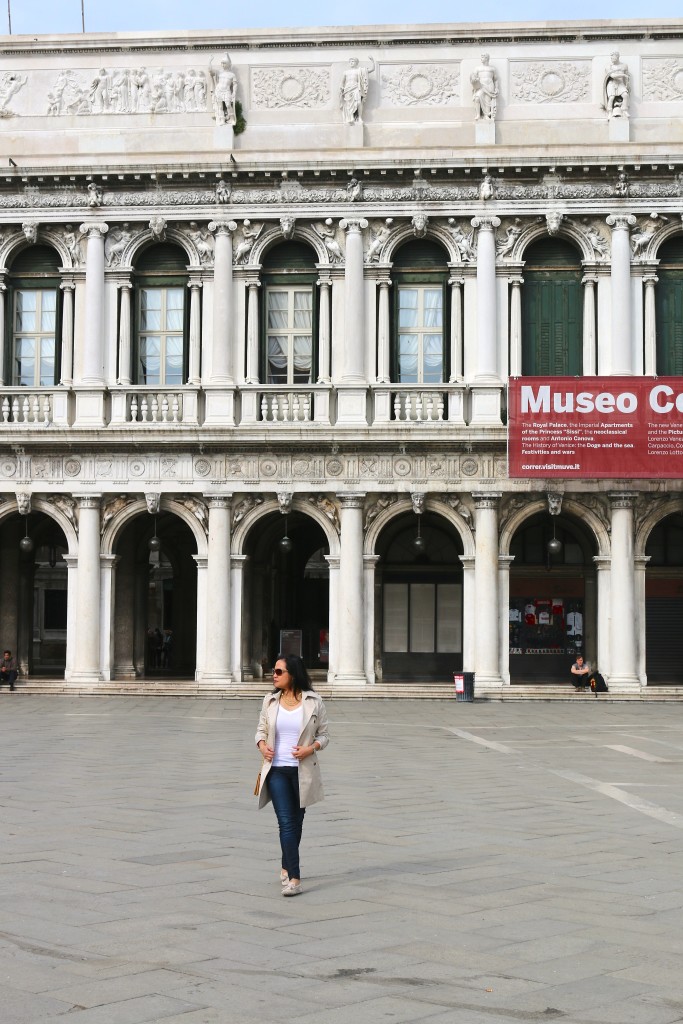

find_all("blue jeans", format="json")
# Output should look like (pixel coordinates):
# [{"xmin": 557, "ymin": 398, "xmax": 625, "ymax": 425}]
[{"xmin": 267, "ymin": 766, "xmax": 305, "ymax": 879}]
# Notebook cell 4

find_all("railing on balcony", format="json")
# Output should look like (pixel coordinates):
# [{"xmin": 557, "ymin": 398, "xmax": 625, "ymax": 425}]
[
  {"xmin": 373, "ymin": 384, "xmax": 466, "ymax": 425},
  {"xmin": 239, "ymin": 385, "xmax": 332, "ymax": 425},
  {"xmin": 109, "ymin": 388, "xmax": 199, "ymax": 426},
  {"xmin": 0, "ymin": 388, "xmax": 71, "ymax": 427}
]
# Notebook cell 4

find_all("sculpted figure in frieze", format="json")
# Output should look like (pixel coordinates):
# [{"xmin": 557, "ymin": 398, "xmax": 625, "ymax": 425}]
[
  {"xmin": 631, "ymin": 213, "xmax": 667, "ymax": 259},
  {"xmin": 210, "ymin": 54, "xmax": 237, "ymax": 127},
  {"xmin": 412, "ymin": 214, "xmax": 429, "ymax": 239},
  {"xmin": 603, "ymin": 51, "xmax": 630, "ymax": 118},
  {"xmin": 365, "ymin": 219, "xmax": 393, "ymax": 263},
  {"xmin": 101, "ymin": 495, "xmax": 133, "ymax": 535},
  {"xmin": 447, "ymin": 219, "xmax": 477, "ymax": 262},
  {"xmin": 313, "ymin": 220, "xmax": 344, "ymax": 263},
  {"xmin": 0, "ymin": 72, "xmax": 27, "ymax": 117},
  {"xmin": 87, "ymin": 182, "xmax": 103, "ymax": 208},
  {"xmin": 185, "ymin": 222, "xmax": 214, "ymax": 266},
  {"xmin": 215, "ymin": 180, "xmax": 231, "ymax": 204},
  {"xmin": 470, "ymin": 53, "xmax": 499, "ymax": 121},
  {"xmin": 346, "ymin": 178, "xmax": 363, "ymax": 202},
  {"xmin": 496, "ymin": 220, "xmax": 522, "ymax": 258},
  {"xmin": 105, "ymin": 223, "xmax": 135, "ymax": 267},
  {"xmin": 234, "ymin": 220, "xmax": 263, "ymax": 264},
  {"xmin": 232, "ymin": 495, "xmax": 263, "ymax": 527},
  {"xmin": 22, "ymin": 222, "xmax": 38, "ymax": 244},
  {"xmin": 364, "ymin": 494, "xmax": 398, "ymax": 530},
  {"xmin": 614, "ymin": 172, "xmax": 629, "ymax": 197},
  {"xmin": 182, "ymin": 497, "xmax": 209, "ymax": 534},
  {"xmin": 62, "ymin": 224, "xmax": 86, "ymax": 266},
  {"xmin": 546, "ymin": 212, "xmax": 565, "ymax": 236},
  {"xmin": 339, "ymin": 56, "xmax": 375, "ymax": 124},
  {"xmin": 582, "ymin": 220, "xmax": 610, "ymax": 259}
]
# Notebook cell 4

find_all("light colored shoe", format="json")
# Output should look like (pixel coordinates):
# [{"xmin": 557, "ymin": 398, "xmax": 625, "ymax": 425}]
[
  {"xmin": 280, "ymin": 871, "xmax": 289, "ymax": 887},
  {"xmin": 282, "ymin": 882, "xmax": 302, "ymax": 897}
]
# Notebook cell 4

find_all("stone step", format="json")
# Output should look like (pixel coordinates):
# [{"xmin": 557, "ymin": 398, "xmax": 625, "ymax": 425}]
[{"xmin": 5, "ymin": 680, "xmax": 683, "ymax": 701}]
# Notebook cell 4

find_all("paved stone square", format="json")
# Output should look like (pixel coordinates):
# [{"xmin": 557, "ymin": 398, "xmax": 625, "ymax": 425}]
[{"xmin": 2, "ymin": 695, "xmax": 683, "ymax": 1023}]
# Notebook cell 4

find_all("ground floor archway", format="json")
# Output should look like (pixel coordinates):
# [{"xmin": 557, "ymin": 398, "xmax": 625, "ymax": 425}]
[{"xmin": 645, "ymin": 512, "xmax": 683, "ymax": 684}]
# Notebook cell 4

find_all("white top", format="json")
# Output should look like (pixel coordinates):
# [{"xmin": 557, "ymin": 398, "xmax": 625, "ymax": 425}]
[{"xmin": 273, "ymin": 704, "xmax": 304, "ymax": 767}]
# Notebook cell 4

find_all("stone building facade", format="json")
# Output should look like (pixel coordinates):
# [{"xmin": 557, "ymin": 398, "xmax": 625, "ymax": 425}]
[{"xmin": 1, "ymin": 20, "xmax": 683, "ymax": 691}]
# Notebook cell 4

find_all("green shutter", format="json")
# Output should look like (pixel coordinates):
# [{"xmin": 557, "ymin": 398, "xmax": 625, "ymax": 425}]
[
  {"xmin": 655, "ymin": 236, "xmax": 683, "ymax": 375},
  {"xmin": 522, "ymin": 239, "xmax": 581, "ymax": 376}
]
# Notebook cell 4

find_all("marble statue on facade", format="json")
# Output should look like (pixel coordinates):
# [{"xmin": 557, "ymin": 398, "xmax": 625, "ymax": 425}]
[
  {"xmin": 631, "ymin": 213, "xmax": 667, "ymax": 258},
  {"xmin": 22, "ymin": 222, "xmax": 38, "ymax": 244},
  {"xmin": 149, "ymin": 217, "xmax": 167, "ymax": 242},
  {"xmin": 412, "ymin": 213, "xmax": 428, "ymax": 238},
  {"xmin": 603, "ymin": 52, "xmax": 630, "ymax": 118},
  {"xmin": 0, "ymin": 72, "xmax": 27, "ymax": 117},
  {"xmin": 346, "ymin": 178, "xmax": 363, "ymax": 202},
  {"xmin": 496, "ymin": 221, "xmax": 522, "ymax": 258},
  {"xmin": 546, "ymin": 212, "xmax": 564, "ymax": 236},
  {"xmin": 339, "ymin": 57, "xmax": 375, "ymax": 124},
  {"xmin": 583, "ymin": 222, "xmax": 610, "ymax": 259},
  {"xmin": 447, "ymin": 219, "xmax": 477, "ymax": 262},
  {"xmin": 234, "ymin": 221, "xmax": 262, "ymax": 263},
  {"xmin": 215, "ymin": 180, "xmax": 231, "ymax": 204},
  {"xmin": 105, "ymin": 224, "xmax": 134, "ymax": 267},
  {"xmin": 210, "ymin": 54, "xmax": 237, "ymax": 127},
  {"xmin": 471, "ymin": 54, "xmax": 498, "ymax": 121},
  {"xmin": 366, "ymin": 219, "xmax": 393, "ymax": 262},
  {"xmin": 187, "ymin": 222, "xmax": 214, "ymax": 265},
  {"xmin": 479, "ymin": 174, "xmax": 495, "ymax": 201},
  {"xmin": 280, "ymin": 216, "xmax": 296, "ymax": 240},
  {"xmin": 63, "ymin": 224, "xmax": 86, "ymax": 266},
  {"xmin": 313, "ymin": 220, "xmax": 344, "ymax": 262},
  {"xmin": 87, "ymin": 182, "xmax": 103, "ymax": 208}
]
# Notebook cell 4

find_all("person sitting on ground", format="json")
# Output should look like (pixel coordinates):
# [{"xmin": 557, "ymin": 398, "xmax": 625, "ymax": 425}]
[
  {"xmin": 0, "ymin": 649, "xmax": 17, "ymax": 691},
  {"xmin": 570, "ymin": 654, "xmax": 591, "ymax": 691}
]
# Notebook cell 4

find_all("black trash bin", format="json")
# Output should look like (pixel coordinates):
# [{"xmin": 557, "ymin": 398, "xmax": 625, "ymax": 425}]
[{"xmin": 454, "ymin": 671, "xmax": 475, "ymax": 702}]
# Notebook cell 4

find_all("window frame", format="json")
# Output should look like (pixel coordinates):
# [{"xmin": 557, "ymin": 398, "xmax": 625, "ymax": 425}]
[
  {"xmin": 391, "ymin": 271, "xmax": 449, "ymax": 385},
  {"xmin": 260, "ymin": 270, "xmax": 318, "ymax": 386},
  {"xmin": 5, "ymin": 265, "xmax": 62, "ymax": 389},
  {"xmin": 132, "ymin": 271, "xmax": 190, "ymax": 388}
]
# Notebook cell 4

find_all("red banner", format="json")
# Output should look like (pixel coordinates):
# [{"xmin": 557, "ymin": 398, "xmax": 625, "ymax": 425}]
[{"xmin": 508, "ymin": 377, "xmax": 683, "ymax": 478}]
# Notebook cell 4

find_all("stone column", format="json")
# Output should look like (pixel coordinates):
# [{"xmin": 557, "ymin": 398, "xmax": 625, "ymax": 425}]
[
  {"xmin": 608, "ymin": 493, "xmax": 639, "ymax": 690},
  {"xmin": 245, "ymin": 277, "xmax": 260, "ymax": 384},
  {"xmin": 363, "ymin": 554, "xmax": 380, "ymax": 684},
  {"xmin": 337, "ymin": 219, "xmax": 368, "ymax": 424},
  {"xmin": 187, "ymin": 277, "xmax": 202, "ymax": 385},
  {"xmin": 325, "ymin": 554, "xmax": 339, "ymax": 683},
  {"xmin": 100, "ymin": 554, "xmax": 119, "ymax": 680},
  {"xmin": 593, "ymin": 555, "xmax": 611, "ymax": 679},
  {"xmin": 508, "ymin": 275, "xmax": 523, "ymax": 378},
  {"xmin": 193, "ymin": 555, "xmax": 208, "ymax": 680},
  {"xmin": 498, "ymin": 554, "xmax": 514, "ymax": 686},
  {"xmin": 78, "ymin": 223, "xmax": 108, "ymax": 385},
  {"xmin": 635, "ymin": 555, "xmax": 650, "ymax": 683},
  {"xmin": 59, "ymin": 280, "xmax": 76, "ymax": 386},
  {"xmin": 335, "ymin": 494, "xmax": 366, "ymax": 685},
  {"xmin": 62, "ymin": 554, "xmax": 78, "ymax": 680},
  {"xmin": 606, "ymin": 214, "xmax": 636, "ymax": 375},
  {"xmin": 448, "ymin": 275, "xmax": 464, "ymax": 382},
  {"xmin": 471, "ymin": 216, "xmax": 501, "ymax": 381},
  {"xmin": 459, "ymin": 555, "xmax": 476, "ymax": 674},
  {"xmin": 470, "ymin": 217, "xmax": 502, "ymax": 426},
  {"xmin": 317, "ymin": 275, "xmax": 332, "ymax": 383},
  {"xmin": 376, "ymin": 275, "xmax": 391, "ymax": 384},
  {"xmin": 201, "ymin": 496, "xmax": 232, "ymax": 680},
  {"xmin": 472, "ymin": 492, "xmax": 502, "ymax": 689},
  {"xmin": 582, "ymin": 273, "xmax": 598, "ymax": 376},
  {"xmin": 207, "ymin": 220, "xmax": 237, "ymax": 383},
  {"xmin": 116, "ymin": 281, "xmax": 132, "ymax": 385},
  {"xmin": 0, "ymin": 279, "xmax": 5, "ymax": 385},
  {"xmin": 230, "ymin": 554, "xmax": 248, "ymax": 682},
  {"xmin": 69, "ymin": 495, "xmax": 102, "ymax": 681},
  {"xmin": 643, "ymin": 273, "xmax": 658, "ymax": 376}
]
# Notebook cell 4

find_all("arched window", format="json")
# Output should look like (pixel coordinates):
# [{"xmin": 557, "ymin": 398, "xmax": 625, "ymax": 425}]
[
  {"xmin": 391, "ymin": 240, "xmax": 448, "ymax": 384},
  {"xmin": 133, "ymin": 244, "xmax": 188, "ymax": 386},
  {"xmin": 522, "ymin": 238, "xmax": 582, "ymax": 376},
  {"xmin": 655, "ymin": 236, "xmax": 683, "ymax": 375},
  {"xmin": 6, "ymin": 246, "xmax": 61, "ymax": 387},
  {"xmin": 261, "ymin": 241, "xmax": 317, "ymax": 385}
]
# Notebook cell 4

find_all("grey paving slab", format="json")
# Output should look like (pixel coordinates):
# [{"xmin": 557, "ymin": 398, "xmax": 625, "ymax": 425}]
[{"xmin": 2, "ymin": 697, "xmax": 683, "ymax": 1023}]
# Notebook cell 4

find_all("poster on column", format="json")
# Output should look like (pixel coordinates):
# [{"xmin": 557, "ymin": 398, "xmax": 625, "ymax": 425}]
[{"xmin": 508, "ymin": 376, "xmax": 683, "ymax": 479}]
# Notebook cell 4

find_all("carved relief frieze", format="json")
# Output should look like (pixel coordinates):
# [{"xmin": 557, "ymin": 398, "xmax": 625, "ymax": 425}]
[
  {"xmin": 365, "ymin": 218, "xmax": 393, "ymax": 263},
  {"xmin": 233, "ymin": 220, "xmax": 263, "ymax": 264},
  {"xmin": 232, "ymin": 494, "xmax": 264, "ymax": 527},
  {"xmin": 381, "ymin": 63, "xmax": 460, "ymax": 106},
  {"xmin": 642, "ymin": 58, "xmax": 683, "ymax": 102},
  {"xmin": 181, "ymin": 496, "xmax": 209, "ymax": 534},
  {"xmin": 511, "ymin": 61, "xmax": 590, "ymax": 104},
  {"xmin": 45, "ymin": 66, "xmax": 209, "ymax": 116},
  {"xmin": 101, "ymin": 495, "xmax": 134, "ymax": 534},
  {"xmin": 312, "ymin": 220, "xmax": 344, "ymax": 262},
  {"xmin": 447, "ymin": 219, "xmax": 477, "ymax": 262},
  {"xmin": 105, "ymin": 223, "xmax": 137, "ymax": 267},
  {"xmin": 495, "ymin": 220, "xmax": 522, "ymax": 258},
  {"xmin": 364, "ymin": 494, "xmax": 399, "ymax": 530},
  {"xmin": 252, "ymin": 66, "xmax": 330, "ymax": 109},
  {"xmin": 308, "ymin": 495, "xmax": 340, "ymax": 533},
  {"xmin": 47, "ymin": 495, "xmax": 78, "ymax": 533},
  {"xmin": 630, "ymin": 213, "xmax": 668, "ymax": 259},
  {"xmin": 580, "ymin": 219, "xmax": 610, "ymax": 259},
  {"xmin": 0, "ymin": 72, "xmax": 27, "ymax": 118},
  {"xmin": 181, "ymin": 221, "xmax": 214, "ymax": 266}
]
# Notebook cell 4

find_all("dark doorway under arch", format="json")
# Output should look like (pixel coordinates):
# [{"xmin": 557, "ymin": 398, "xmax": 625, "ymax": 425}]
[
  {"xmin": 645, "ymin": 512, "xmax": 683, "ymax": 683},
  {"xmin": 112, "ymin": 512, "xmax": 197, "ymax": 678},
  {"xmin": 376, "ymin": 511, "xmax": 463, "ymax": 682}
]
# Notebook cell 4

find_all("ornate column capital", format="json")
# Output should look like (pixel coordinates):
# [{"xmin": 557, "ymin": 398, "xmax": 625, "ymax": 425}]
[
  {"xmin": 606, "ymin": 214, "xmax": 636, "ymax": 231},
  {"xmin": 339, "ymin": 218, "xmax": 368, "ymax": 233},
  {"xmin": 472, "ymin": 491, "xmax": 502, "ymax": 510},
  {"xmin": 79, "ymin": 222, "xmax": 109, "ymax": 239},
  {"xmin": 74, "ymin": 494, "xmax": 102, "ymax": 510},
  {"xmin": 375, "ymin": 274, "xmax": 392, "ymax": 288},
  {"xmin": 206, "ymin": 494, "xmax": 232, "ymax": 510},
  {"xmin": 339, "ymin": 492, "xmax": 366, "ymax": 509},
  {"xmin": 471, "ymin": 216, "xmax": 501, "ymax": 232},
  {"xmin": 59, "ymin": 280, "xmax": 77, "ymax": 292},
  {"xmin": 608, "ymin": 491, "xmax": 638, "ymax": 510},
  {"xmin": 187, "ymin": 275, "xmax": 203, "ymax": 290},
  {"xmin": 208, "ymin": 220, "xmax": 238, "ymax": 235},
  {"xmin": 643, "ymin": 272, "xmax": 659, "ymax": 286}
]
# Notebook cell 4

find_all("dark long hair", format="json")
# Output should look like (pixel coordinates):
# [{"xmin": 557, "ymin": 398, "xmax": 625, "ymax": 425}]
[{"xmin": 274, "ymin": 654, "xmax": 313, "ymax": 694}]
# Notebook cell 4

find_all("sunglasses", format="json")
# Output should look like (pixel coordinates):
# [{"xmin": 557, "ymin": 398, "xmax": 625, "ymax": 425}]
[{"xmin": 273, "ymin": 668, "xmax": 286, "ymax": 676}]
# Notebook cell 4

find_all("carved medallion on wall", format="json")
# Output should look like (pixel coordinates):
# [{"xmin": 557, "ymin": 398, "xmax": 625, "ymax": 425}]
[
  {"xmin": 251, "ymin": 67, "xmax": 330, "ymax": 109},
  {"xmin": 643, "ymin": 59, "xmax": 683, "ymax": 101},
  {"xmin": 381, "ymin": 64, "xmax": 460, "ymax": 106},
  {"xmin": 511, "ymin": 62, "xmax": 590, "ymax": 103}
]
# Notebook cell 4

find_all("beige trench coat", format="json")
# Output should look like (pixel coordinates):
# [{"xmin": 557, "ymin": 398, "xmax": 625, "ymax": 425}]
[{"xmin": 255, "ymin": 690, "xmax": 329, "ymax": 809}]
